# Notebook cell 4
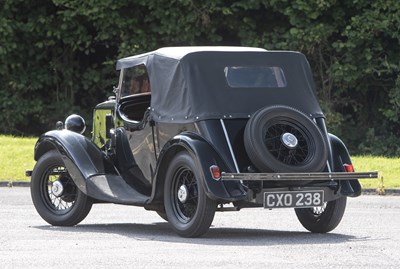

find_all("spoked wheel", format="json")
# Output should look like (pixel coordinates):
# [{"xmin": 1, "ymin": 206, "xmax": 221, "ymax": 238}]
[
  {"xmin": 295, "ymin": 196, "xmax": 347, "ymax": 233},
  {"xmin": 164, "ymin": 152, "xmax": 216, "ymax": 237},
  {"xmin": 244, "ymin": 106, "xmax": 328, "ymax": 173},
  {"xmin": 264, "ymin": 122, "xmax": 310, "ymax": 166},
  {"xmin": 31, "ymin": 150, "xmax": 92, "ymax": 226}
]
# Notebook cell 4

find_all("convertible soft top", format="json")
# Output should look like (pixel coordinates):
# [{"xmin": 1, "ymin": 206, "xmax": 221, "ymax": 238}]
[{"xmin": 116, "ymin": 47, "xmax": 323, "ymax": 123}]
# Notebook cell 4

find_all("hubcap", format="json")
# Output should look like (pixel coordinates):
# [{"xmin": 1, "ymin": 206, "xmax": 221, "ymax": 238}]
[
  {"xmin": 51, "ymin": 180, "xmax": 64, "ymax": 197},
  {"xmin": 281, "ymin": 132, "xmax": 298, "ymax": 149},
  {"xmin": 177, "ymin": 185, "xmax": 188, "ymax": 203}
]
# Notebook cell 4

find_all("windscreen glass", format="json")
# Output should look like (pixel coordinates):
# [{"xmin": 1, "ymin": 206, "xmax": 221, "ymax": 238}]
[{"xmin": 120, "ymin": 64, "xmax": 151, "ymax": 98}]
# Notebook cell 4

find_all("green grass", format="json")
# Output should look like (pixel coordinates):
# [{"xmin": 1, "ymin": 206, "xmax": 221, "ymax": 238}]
[
  {"xmin": 352, "ymin": 156, "xmax": 400, "ymax": 189},
  {"xmin": 0, "ymin": 135, "xmax": 398, "ymax": 189},
  {"xmin": 0, "ymin": 135, "xmax": 37, "ymax": 181}
]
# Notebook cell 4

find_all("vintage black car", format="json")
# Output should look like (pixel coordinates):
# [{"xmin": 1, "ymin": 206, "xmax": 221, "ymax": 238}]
[{"xmin": 28, "ymin": 47, "xmax": 377, "ymax": 237}]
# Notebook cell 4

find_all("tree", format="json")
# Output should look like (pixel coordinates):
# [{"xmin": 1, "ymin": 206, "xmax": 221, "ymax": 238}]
[{"xmin": 0, "ymin": 0, "xmax": 399, "ymax": 155}]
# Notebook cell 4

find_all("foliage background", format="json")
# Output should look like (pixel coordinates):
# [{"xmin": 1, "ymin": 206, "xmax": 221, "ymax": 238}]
[{"xmin": 1, "ymin": 0, "xmax": 399, "ymax": 155}]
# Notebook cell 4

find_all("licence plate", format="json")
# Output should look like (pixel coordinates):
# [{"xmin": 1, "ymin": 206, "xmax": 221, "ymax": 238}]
[{"xmin": 263, "ymin": 190, "xmax": 324, "ymax": 209}]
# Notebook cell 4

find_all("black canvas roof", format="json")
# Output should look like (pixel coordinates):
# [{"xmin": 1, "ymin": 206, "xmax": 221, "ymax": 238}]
[
  {"xmin": 116, "ymin": 47, "xmax": 323, "ymax": 123},
  {"xmin": 116, "ymin": 47, "xmax": 267, "ymax": 69}
]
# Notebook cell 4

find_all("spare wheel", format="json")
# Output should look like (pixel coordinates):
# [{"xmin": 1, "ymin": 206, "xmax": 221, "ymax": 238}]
[{"xmin": 244, "ymin": 106, "xmax": 328, "ymax": 173}]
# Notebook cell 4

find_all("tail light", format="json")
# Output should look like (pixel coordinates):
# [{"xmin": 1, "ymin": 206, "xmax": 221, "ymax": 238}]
[
  {"xmin": 210, "ymin": 165, "xmax": 221, "ymax": 180},
  {"xmin": 343, "ymin": 164, "xmax": 354, "ymax": 172}
]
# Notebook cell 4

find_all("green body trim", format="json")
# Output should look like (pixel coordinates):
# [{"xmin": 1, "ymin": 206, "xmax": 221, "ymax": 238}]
[{"xmin": 92, "ymin": 100, "xmax": 116, "ymax": 148}]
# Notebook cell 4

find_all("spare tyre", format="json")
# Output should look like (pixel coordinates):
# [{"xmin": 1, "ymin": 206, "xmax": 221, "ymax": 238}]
[{"xmin": 244, "ymin": 106, "xmax": 328, "ymax": 173}]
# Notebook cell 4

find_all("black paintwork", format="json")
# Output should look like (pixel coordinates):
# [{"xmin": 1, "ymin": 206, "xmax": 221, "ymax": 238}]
[
  {"xmin": 32, "ymin": 47, "xmax": 366, "ymax": 208},
  {"xmin": 329, "ymin": 133, "xmax": 362, "ymax": 197}
]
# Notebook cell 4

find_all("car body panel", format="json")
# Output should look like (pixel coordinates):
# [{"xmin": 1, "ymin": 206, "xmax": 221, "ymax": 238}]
[
  {"xmin": 35, "ymin": 130, "xmax": 109, "ymax": 194},
  {"xmin": 92, "ymin": 101, "xmax": 114, "ymax": 148},
  {"xmin": 32, "ymin": 46, "xmax": 377, "ymax": 208}
]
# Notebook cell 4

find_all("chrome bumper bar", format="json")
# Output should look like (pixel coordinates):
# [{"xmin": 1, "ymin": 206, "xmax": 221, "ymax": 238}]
[{"xmin": 221, "ymin": 171, "xmax": 378, "ymax": 181}]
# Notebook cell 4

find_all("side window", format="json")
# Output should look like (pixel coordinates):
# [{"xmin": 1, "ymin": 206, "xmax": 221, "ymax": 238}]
[{"xmin": 120, "ymin": 64, "xmax": 151, "ymax": 98}]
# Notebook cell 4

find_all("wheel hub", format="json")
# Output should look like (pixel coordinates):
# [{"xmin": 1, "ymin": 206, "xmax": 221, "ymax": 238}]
[
  {"xmin": 177, "ymin": 185, "xmax": 189, "ymax": 203},
  {"xmin": 51, "ymin": 180, "xmax": 64, "ymax": 197},
  {"xmin": 281, "ymin": 132, "xmax": 298, "ymax": 149}
]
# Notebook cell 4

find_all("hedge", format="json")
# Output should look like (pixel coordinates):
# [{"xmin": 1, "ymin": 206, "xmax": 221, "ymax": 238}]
[{"xmin": 1, "ymin": 0, "xmax": 399, "ymax": 155}]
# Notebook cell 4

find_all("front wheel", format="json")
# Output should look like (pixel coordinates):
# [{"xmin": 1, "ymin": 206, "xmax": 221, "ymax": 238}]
[
  {"xmin": 294, "ymin": 196, "xmax": 347, "ymax": 233},
  {"xmin": 30, "ymin": 150, "xmax": 93, "ymax": 226},
  {"xmin": 164, "ymin": 152, "xmax": 216, "ymax": 237}
]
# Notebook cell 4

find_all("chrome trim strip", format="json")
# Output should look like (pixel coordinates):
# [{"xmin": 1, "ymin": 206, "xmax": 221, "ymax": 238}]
[
  {"xmin": 220, "ymin": 119, "xmax": 240, "ymax": 173},
  {"xmin": 326, "ymin": 161, "xmax": 332, "ymax": 173},
  {"xmin": 221, "ymin": 171, "xmax": 378, "ymax": 181}
]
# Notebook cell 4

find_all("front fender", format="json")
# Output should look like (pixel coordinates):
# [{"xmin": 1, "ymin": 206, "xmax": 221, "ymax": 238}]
[
  {"xmin": 34, "ymin": 130, "xmax": 112, "ymax": 194},
  {"xmin": 329, "ymin": 133, "xmax": 362, "ymax": 197},
  {"xmin": 151, "ymin": 132, "xmax": 246, "ymax": 203}
]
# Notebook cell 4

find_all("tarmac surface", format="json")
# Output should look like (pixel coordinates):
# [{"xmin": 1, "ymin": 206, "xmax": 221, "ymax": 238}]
[{"xmin": 1, "ymin": 187, "xmax": 400, "ymax": 268}]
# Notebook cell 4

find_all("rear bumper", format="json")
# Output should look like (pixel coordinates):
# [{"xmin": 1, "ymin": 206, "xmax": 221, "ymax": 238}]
[
  {"xmin": 221, "ymin": 171, "xmax": 378, "ymax": 181},
  {"xmin": 221, "ymin": 171, "xmax": 378, "ymax": 206}
]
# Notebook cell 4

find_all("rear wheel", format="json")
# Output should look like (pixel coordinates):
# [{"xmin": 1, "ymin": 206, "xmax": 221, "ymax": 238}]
[
  {"xmin": 295, "ymin": 196, "xmax": 347, "ymax": 233},
  {"xmin": 31, "ymin": 150, "xmax": 92, "ymax": 226},
  {"xmin": 164, "ymin": 152, "xmax": 216, "ymax": 237}
]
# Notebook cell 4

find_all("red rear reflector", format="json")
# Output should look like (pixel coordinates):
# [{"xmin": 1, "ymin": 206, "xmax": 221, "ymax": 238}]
[
  {"xmin": 210, "ymin": 165, "xmax": 221, "ymax": 180},
  {"xmin": 343, "ymin": 164, "xmax": 354, "ymax": 172}
]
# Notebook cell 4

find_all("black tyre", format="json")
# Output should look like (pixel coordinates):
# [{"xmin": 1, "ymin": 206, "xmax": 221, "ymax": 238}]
[
  {"xmin": 30, "ymin": 150, "xmax": 93, "ymax": 226},
  {"xmin": 164, "ymin": 152, "xmax": 216, "ymax": 237},
  {"xmin": 295, "ymin": 196, "xmax": 347, "ymax": 233},
  {"xmin": 244, "ymin": 106, "xmax": 328, "ymax": 172}
]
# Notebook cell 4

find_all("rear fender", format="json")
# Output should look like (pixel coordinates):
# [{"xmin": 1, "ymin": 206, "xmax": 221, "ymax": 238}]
[
  {"xmin": 329, "ymin": 133, "xmax": 362, "ymax": 197},
  {"xmin": 34, "ymin": 130, "xmax": 113, "ymax": 194},
  {"xmin": 150, "ymin": 132, "xmax": 246, "ymax": 203}
]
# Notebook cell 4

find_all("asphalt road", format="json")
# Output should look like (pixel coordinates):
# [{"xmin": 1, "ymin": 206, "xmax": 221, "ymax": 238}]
[{"xmin": 1, "ymin": 187, "xmax": 399, "ymax": 269}]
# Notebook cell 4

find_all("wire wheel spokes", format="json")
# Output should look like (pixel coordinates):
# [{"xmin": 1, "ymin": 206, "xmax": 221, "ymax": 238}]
[
  {"xmin": 43, "ymin": 166, "xmax": 77, "ymax": 213},
  {"xmin": 172, "ymin": 168, "xmax": 199, "ymax": 223},
  {"xmin": 263, "ymin": 121, "xmax": 310, "ymax": 166},
  {"xmin": 312, "ymin": 202, "xmax": 327, "ymax": 215}
]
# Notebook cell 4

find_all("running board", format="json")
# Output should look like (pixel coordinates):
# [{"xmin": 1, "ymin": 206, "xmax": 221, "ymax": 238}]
[
  {"xmin": 221, "ymin": 171, "xmax": 378, "ymax": 181},
  {"xmin": 86, "ymin": 174, "xmax": 149, "ymax": 205}
]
